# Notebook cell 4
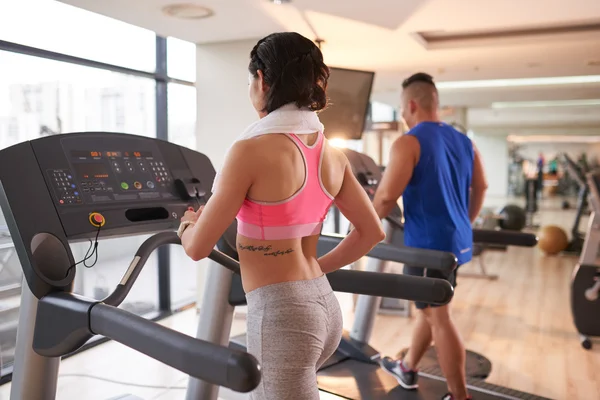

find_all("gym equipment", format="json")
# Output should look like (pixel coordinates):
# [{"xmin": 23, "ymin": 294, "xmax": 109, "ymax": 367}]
[
  {"xmin": 201, "ymin": 147, "xmax": 545, "ymax": 399},
  {"xmin": 188, "ymin": 224, "xmax": 456, "ymax": 400},
  {"xmin": 571, "ymin": 170, "xmax": 600, "ymax": 350},
  {"xmin": 396, "ymin": 347, "xmax": 492, "ymax": 380},
  {"xmin": 343, "ymin": 149, "xmax": 537, "ymax": 313},
  {"xmin": 561, "ymin": 153, "xmax": 589, "ymax": 255},
  {"xmin": 339, "ymin": 149, "xmax": 539, "ymax": 383},
  {"xmin": 497, "ymin": 204, "xmax": 526, "ymax": 231},
  {"xmin": 524, "ymin": 178, "xmax": 540, "ymax": 228},
  {"xmin": 0, "ymin": 132, "xmax": 262, "ymax": 399},
  {"xmin": 537, "ymin": 225, "xmax": 569, "ymax": 255}
]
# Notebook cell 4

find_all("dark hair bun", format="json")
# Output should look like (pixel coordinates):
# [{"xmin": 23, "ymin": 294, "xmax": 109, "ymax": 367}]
[{"xmin": 249, "ymin": 32, "xmax": 330, "ymax": 113}]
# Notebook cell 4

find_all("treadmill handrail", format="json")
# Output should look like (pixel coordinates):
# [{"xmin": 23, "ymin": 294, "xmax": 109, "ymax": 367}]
[
  {"xmin": 318, "ymin": 234, "xmax": 457, "ymax": 272},
  {"xmin": 381, "ymin": 220, "xmax": 538, "ymax": 248},
  {"xmin": 104, "ymin": 232, "xmax": 181, "ymax": 306},
  {"xmin": 89, "ymin": 303, "xmax": 261, "ymax": 393},
  {"xmin": 327, "ymin": 269, "xmax": 454, "ymax": 305},
  {"xmin": 472, "ymin": 229, "xmax": 538, "ymax": 247},
  {"xmin": 104, "ymin": 232, "xmax": 241, "ymax": 307}
]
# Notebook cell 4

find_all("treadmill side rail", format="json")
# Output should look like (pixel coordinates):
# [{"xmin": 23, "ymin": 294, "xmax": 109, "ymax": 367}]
[{"xmin": 90, "ymin": 303, "xmax": 261, "ymax": 393}]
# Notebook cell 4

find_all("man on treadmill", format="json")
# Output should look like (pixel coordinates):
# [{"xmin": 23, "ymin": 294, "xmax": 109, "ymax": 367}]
[{"xmin": 372, "ymin": 72, "xmax": 488, "ymax": 400}]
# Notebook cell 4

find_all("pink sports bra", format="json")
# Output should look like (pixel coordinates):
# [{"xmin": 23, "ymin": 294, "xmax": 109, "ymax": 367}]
[{"xmin": 236, "ymin": 132, "xmax": 334, "ymax": 240}]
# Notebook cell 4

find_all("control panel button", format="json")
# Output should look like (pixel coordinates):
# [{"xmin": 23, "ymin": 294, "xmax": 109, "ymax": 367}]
[
  {"xmin": 89, "ymin": 212, "xmax": 106, "ymax": 228},
  {"xmin": 134, "ymin": 181, "xmax": 142, "ymax": 190},
  {"xmin": 147, "ymin": 181, "xmax": 155, "ymax": 189},
  {"xmin": 121, "ymin": 182, "xmax": 129, "ymax": 190}
]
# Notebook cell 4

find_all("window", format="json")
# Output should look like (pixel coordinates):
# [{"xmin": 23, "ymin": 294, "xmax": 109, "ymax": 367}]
[
  {"xmin": 371, "ymin": 101, "xmax": 396, "ymax": 122},
  {"xmin": 0, "ymin": 209, "xmax": 21, "ymax": 380},
  {"xmin": 167, "ymin": 83, "xmax": 197, "ymax": 150},
  {"xmin": 167, "ymin": 37, "xmax": 196, "ymax": 82},
  {"xmin": 70, "ymin": 235, "xmax": 159, "ymax": 314},
  {"xmin": 167, "ymin": 83, "xmax": 197, "ymax": 307},
  {"xmin": 0, "ymin": 51, "xmax": 156, "ymax": 139},
  {"xmin": 0, "ymin": 0, "xmax": 155, "ymax": 71},
  {"xmin": 0, "ymin": 50, "xmax": 159, "ymax": 380}
]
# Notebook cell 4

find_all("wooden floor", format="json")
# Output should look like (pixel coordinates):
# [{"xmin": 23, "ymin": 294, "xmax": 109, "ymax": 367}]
[{"xmin": 1, "ymin": 197, "xmax": 599, "ymax": 399}]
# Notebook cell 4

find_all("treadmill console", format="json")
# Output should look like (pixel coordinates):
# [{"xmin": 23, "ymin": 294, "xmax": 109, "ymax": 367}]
[
  {"xmin": 24, "ymin": 132, "xmax": 215, "ymax": 240},
  {"xmin": 341, "ymin": 148, "xmax": 403, "ymax": 224},
  {"xmin": 52, "ymin": 137, "xmax": 174, "ymax": 207}
]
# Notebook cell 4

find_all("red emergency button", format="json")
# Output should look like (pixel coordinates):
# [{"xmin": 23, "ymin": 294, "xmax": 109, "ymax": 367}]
[{"xmin": 89, "ymin": 212, "xmax": 105, "ymax": 227}]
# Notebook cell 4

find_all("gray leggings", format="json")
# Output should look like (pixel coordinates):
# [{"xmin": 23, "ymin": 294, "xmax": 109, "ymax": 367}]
[{"xmin": 246, "ymin": 275, "xmax": 343, "ymax": 400}]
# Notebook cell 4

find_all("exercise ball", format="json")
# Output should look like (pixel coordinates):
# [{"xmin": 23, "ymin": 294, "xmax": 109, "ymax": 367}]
[
  {"xmin": 562, "ymin": 200, "xmax": 571, "ymax": 210},
  {"xmin": 498, "ymin": 204, "xmax": 526, "ymax": 231},
  {"xmin": 537, "ymin": 225, "xmax": 569, "ymax": 255}
]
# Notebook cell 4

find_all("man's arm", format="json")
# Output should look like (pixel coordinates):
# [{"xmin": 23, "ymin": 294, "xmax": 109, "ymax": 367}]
[
  {"xmin": 468, "ymin": 143, "xmax": 488, "ymax": 223},
  {"xmin": 372, "ymin": 135, "xmax": 420, "ymax": 220}
]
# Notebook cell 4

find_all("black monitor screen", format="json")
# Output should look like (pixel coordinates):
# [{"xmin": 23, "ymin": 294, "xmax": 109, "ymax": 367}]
[{"xmin": 319, "ymin": 67, "xmax": 375, "ymax": 140}]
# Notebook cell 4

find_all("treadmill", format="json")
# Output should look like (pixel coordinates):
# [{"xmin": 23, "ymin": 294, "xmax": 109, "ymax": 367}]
[
  {"xmin": 0, "ymin": 132, "xmax": 262, "ymax": 399},
  {"xmin": 185, "ymin": 215, "xmax": 459, "ymax": 399},
  {"xmin": 312, "ymin": 149, "xmax": 546, "ymax": 399}
]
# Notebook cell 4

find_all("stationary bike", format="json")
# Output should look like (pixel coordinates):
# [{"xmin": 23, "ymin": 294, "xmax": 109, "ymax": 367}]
[{"xmin": 571, "ymin": 170, "xmax": 600, "ymax": 349}]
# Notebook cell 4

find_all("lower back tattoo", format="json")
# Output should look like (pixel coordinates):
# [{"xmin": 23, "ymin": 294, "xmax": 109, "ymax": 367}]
[{"xmin": 238, "ymin": 243, "xmax": 294, "ymax": 257}]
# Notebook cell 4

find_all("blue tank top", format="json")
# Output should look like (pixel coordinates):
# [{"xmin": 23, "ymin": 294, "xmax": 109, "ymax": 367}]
[{"xmin": 402, "ymin": 122, "xmax": 474, "ymax": 265}]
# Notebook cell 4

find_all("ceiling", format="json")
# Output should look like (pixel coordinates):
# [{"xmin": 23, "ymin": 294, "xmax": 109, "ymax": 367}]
[{"xmin": 58, "ymin": 0, "xmax": 600, "ymax": 132}]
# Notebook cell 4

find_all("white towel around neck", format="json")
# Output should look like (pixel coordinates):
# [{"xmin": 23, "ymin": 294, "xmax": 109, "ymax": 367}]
[{"xmin": 211, "ymin": 103, "xmax": 324, "ymax": 192}]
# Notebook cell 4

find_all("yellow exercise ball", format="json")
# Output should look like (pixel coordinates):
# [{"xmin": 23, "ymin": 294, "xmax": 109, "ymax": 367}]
[{"xmin": 537, "ymin": 225, "xmax": 569, "ymax": 255}]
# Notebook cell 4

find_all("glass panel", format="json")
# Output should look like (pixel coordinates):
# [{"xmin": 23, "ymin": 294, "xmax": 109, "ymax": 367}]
[
  {"xmin": 0, "ymin": 49, "xmax": 159, "ymax": 378},
  {"xmin": 0, "ymin": 0, "xmax": 156, "ymax": 72},
  {"xmin": 0, "ymin": 50, "xmax": 156, "ymax": 140},
  {"xmin": 168, "ymin": 83, "xmax": 197, "ymax": 307},
  {"xmin": 0, "ymin": 209, "xmax": 21, "ymax": 380},
  {"xmin": 168, "ymin": 83, "xmax": 197, "ymax": 150},
  {"xmin": 167, "ymin": 37, "xmax": 196, "ymax": 82},
  {"xmin": 169, "ymin": 245, "xmax": 198, "ymax": 309},
  {"xmin": 70, "ymin": 235, "xmax": 159, "ymax": 315}
]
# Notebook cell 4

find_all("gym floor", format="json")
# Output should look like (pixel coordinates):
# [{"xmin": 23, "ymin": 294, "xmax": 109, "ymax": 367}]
[{"xmin": 0, "ymin": 196, "xmax": 598, "ymax": 400}]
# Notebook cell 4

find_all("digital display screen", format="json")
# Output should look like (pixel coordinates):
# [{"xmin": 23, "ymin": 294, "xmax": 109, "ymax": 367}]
[
  {"xmin": 72, "ymin": 150, "xmax": 102, "ymax": 158},
  {"xmin": 127, "ymin": 151, "xmax": 153, "ymax": 158},
  {"xmin": 71, "ymin": 150, "xmax": 152, "ymax": 158},
  {"xmin": 73, "ymin": 163, "xmax": 110, "ymax": 179}
]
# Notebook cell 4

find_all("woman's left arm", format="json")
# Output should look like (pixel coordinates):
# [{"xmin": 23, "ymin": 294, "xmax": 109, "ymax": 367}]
[{"xmin": 180, "ymin": 142, "xmax": 253, "ymax": 261}]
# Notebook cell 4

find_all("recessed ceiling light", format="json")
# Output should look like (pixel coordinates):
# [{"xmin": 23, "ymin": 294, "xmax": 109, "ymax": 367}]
[
  {"xmin": 162, "ymin": 3, "xmax": 214, "ymax": 19},
  {"xmin": 437, "ymin": 75, "xmax": 600, "ymax": 89},
  {"xmin": 270, "ymin": 0, "xmax": 292, "ymax": 4},
  {"xmin": 492, "ymin": 99, "xmax": 600, "ymax": 109}
]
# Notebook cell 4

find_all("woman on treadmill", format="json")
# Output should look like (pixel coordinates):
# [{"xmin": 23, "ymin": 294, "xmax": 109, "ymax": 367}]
[{"xmin": 178, "ymin": 32, "xmax": 385, "ymax": 400}]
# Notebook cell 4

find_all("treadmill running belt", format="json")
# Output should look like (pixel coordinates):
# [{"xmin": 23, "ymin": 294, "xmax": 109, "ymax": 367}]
[{"xmin": 317, "ymin": 359, "xmax": 552, "ymax": 400}]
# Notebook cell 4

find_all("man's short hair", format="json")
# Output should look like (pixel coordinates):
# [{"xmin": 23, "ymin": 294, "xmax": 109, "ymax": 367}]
[
  {"xmin": 401, "ymin": 72, "xmax": 439, "ymax": 111},
  {"xmin": 402, "ymin": 72, "xmax": 436, "ymax": 89}
]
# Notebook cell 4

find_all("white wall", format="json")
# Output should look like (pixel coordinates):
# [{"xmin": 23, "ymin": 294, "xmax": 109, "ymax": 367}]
[
  {"xmin": 471, "ymin": 133, "xmax": 509, "ymax": 197},
  {"xmin": 194, "ymin": 39, "xmax": 259, "ymax": 308},
  {"xmin": 196, "ymin": 39, "xmax": 258, "ymax": 171}
]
